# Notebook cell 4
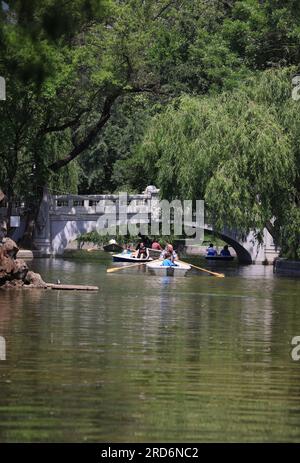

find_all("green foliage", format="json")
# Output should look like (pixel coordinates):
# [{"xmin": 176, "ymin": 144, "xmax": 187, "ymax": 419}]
[
  {"xmin": 280, "ymin": 205, "xmax": 300, "ymax": 260},
  {"xmin": 77, "ymin": 231, "xmax": 111, "ymax": 246},
  {"xmin": 0, "ymin": 0, "xmax": 111, "ymax": 205},
  {"xmin": 77, "ymin": 231, "xmax": 179, "ymax": 248},
  {"xmin": 1, "ymin": 0, "xmax": 300, "ymax": 257},
  {"xmin": 126, "ymin": 67, "xmax": 299, "ymax": 257},
  {"xmin": 78, "ymin": 95, "xmax": 151, "ymax": 194}
]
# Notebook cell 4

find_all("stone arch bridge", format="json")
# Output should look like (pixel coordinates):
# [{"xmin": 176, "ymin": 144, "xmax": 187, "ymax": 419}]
[{"xmin": 1, "ymin": 187, "xmax": 279, "ymax": 264}]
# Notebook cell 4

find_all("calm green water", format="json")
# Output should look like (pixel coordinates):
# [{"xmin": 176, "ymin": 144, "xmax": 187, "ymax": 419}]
[{"xmin": 0, "ymin": 255, "xmax": 300, "ymax": 442}]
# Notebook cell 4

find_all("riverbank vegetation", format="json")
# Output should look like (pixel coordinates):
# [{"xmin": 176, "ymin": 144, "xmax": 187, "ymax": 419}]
[{"xmin": 0, "ymin": 1, "xmax": 299, "ymax": 258}]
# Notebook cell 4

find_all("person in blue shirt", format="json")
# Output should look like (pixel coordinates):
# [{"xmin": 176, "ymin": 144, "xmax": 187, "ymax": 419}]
[
  {"xmin": 122, "ymin": 245, "xmax": 132, "ymax": 255},
  {"xmin": 220, "ymin": 245, "xmax": 231, "ymax": 257},
  {"xmin": 206, "ymin": 243, "xmax": 217, "ymax": 256},
  {"xmin": 161, "ymin": 252, "xmax": 178, "ymax": 267}
]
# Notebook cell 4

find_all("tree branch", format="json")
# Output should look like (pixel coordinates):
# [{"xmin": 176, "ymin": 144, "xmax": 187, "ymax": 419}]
[
  {"xmin": 48, "ymin": 92, "xmax": 120, "ymax": 172},
  {"xmin": 48, "ymin": 83, "xmax": 163, "ymax": 173},
  {"xmin": 40, "ymin": 108, "xmax": 89, "ymax": 135},
  {"xmin": 153, "ymin": 1, "xmax": 177, "ymax": 20}
]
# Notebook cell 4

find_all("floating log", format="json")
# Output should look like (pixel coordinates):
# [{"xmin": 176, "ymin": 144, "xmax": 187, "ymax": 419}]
[{"xmin": 46, "ymin": 283, "xmax": 99, "ymax": 291}]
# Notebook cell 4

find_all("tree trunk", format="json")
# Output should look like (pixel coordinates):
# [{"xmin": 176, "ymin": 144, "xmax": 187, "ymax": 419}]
[{"xmin": 19, "ymin": 188, "xmax": 44, "ymax": 249}]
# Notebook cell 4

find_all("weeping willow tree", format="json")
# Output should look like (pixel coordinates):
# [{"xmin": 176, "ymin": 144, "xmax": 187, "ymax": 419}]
[{"xmin": 124, "ymin": 67, "xmax": 300, "ymax": 258}]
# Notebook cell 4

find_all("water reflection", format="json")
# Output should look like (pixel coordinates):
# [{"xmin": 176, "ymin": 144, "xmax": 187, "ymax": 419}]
[{"xmin": 0, "ymin": 257, "xmax": 300, "ymax": 442}]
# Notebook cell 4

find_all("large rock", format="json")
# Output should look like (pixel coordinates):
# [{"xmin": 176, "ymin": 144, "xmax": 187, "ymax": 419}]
[
  {"xmin": 0, "ymin": 238, "xmax": 45, "ymax": 288},
  {"xmin": 1, "ymin": 279, "xmax": 25, "ymax": 289},
  {"xmin": 24, "ymin": 271, "xmax": 47, "ymax": 288},
  {"xmin": 0, "ymin": 255, "xmax": 15, "ymax": 277},
  {"xmin": 1, "ymin": 238, "xmax": 19, "ymax": 258},
  {"xmin": 12, "ymin": 259, "xmax": 29, "ymax": 280},
  {"xmin": 0, "ymin": 256, "xmax": 28, "ymax": 284}
]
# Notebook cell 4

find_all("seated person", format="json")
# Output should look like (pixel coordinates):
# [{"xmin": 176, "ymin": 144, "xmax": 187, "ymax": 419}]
[
  {"xmin": 206, "ymin": 243, "xmax": 217, "ymax": 256},
  {"xmin": 122, "ymin": 245, "xmax": 132, "ymax": 255},
  {"xmin": 160, "ymin": 252, "xmax": 178, "ymax": 267},
  {"xmin": 133, "ymin": 240, "xmax": 142, "ymax": 257},
  {"xmin": 151, "ymin": 239, "xmax": 162, "ymax": 251},
  {"xmin": 136, "ymin": 242, "xmax": 149, "ymax": 259},
  {"xmin": 220, "ymin": 245, "xmax": 231, "ymax": 257},
  {"xmin": 137, "ymin": 233, "xmax": 151, "ymax": 249},
  {"xmin": 160, "ymin": 244, "xmax": 178, "ymax": 261}
]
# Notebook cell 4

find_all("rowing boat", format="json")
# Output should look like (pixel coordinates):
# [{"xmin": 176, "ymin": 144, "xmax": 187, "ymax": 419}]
[
  {"xmin": 205, "ymin": 256, "xmax": 234, "ymax": 261},
  {"xmin": 146, "ymin": 260, "xmax": 191, "ymax": 276},
  {"xmin": 103, "ymin": 243, "xmax": 124, "ymax": 253},
  {"xmin": 112, "ymin": 253, "xmax": 153, "ymax": 263}
]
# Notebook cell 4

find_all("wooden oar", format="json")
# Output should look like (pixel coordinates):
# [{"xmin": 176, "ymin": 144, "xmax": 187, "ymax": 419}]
[
  {"xmin": 178, "ymin": 260, "xmax": 225, "ymax": 278},
  {"xmin": 107, "ymin": 259, "xmax": 156, "ymax": 273}
]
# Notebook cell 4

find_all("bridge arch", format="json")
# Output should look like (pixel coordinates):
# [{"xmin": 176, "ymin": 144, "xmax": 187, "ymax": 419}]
[
  {"xmin": 49, "ymin": 218, "xmax": 253, "ymax": 264},
  {"xmin": 204, "ymin": 228, "xmax": 252, "ymax": 264}
]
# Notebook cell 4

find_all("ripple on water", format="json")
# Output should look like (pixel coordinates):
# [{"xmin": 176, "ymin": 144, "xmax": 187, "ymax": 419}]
[{"xmin": 0, "ymin": 257, "xmax": 300, "ymax": 442}]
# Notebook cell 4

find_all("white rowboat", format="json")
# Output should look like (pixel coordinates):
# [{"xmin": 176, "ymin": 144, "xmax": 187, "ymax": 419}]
[{"xmin": 146, "ymin": 260, "xmax": 191, "ymax": 276}]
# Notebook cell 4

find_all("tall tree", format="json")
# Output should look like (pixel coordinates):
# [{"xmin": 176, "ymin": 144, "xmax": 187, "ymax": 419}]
[{"xmin": 124, "ymin": 68, "xmax": 299, "ymax": 258}]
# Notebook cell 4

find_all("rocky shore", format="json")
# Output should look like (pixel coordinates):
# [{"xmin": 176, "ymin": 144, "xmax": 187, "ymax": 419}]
[{"xmin": 0, "ymin": 238, "xmax": 47, "ymax": 289}]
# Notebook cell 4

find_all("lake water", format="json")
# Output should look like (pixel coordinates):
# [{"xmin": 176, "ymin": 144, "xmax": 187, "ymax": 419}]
[{"xmin": 0, "ymin": 254, "xmax": 300, "ymax": 442}]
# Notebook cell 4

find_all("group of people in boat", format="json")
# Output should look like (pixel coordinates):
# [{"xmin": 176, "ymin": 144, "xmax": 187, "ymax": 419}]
[
  {"xmin": 206, "ymin": 243, "xmax": 231, "ymax": 257},
  {"xmin": 122, "ymin": 238, "xmax": 179, "ymax": 267},
  {"xmin": 120, "ymin": 237, "xmax": 232, "ymax": 265}
]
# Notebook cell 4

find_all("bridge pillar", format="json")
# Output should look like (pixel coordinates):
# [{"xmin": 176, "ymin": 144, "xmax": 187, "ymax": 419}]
[
  {"xmin": 243, "ymin": 228, "xmax": 279, "ymax": 264},
  {"xmin": 33, "ymin": 187, "xmax": 51, "ymax": 255}
]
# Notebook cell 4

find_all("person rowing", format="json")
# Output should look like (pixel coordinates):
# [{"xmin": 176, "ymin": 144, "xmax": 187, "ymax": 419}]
[
  {"xmin": 136, "ymin": 242, "xmax": 149, "ymax": 259},
  {"xmin": 160, "ymin": 252, "xmax": 178, "ymax": 267},
  {"xmin": 160, "ymin": 243, "xmax": 178, "ymax": 262}
]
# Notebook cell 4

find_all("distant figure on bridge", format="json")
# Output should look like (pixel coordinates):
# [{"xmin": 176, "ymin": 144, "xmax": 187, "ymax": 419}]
[
  {"xmin": 206, "ymin": 243, "xmax": 217, "ymax": 257},
  {"xmin": 220, "ymin": 245, "xmax": 231, "ymax": 257},
  {"xmin": 151, "ymin": 239, "xmax": 162, "ymax": 251}
]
